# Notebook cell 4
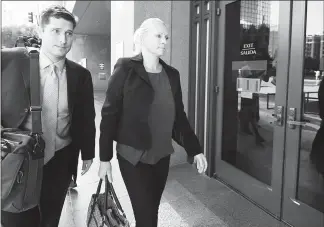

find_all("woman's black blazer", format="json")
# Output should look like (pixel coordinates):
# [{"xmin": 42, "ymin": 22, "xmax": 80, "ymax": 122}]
[{"xmin": 99, "ymin": 54, "xmax": 202, "ymax": 161}]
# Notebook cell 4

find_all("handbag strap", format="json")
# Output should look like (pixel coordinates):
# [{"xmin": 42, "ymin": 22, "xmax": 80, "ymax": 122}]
[
  {"xmin": 104, "ymin": 176, "xmax": 127, "ymax": 217},
  {"xmin": 104, "ymin": 176, "xmax": 109, "ymax": 211},
  {"xmin": 87, "ymin": 179, "xmax": 104, "ymax": 226},
  {"xmin": 88, "ymin": 177, "xmax": 128, "ymax": 226},
  {"xmin": 28, "ymin": 49, "xmax": 42, "ymax": 135}
]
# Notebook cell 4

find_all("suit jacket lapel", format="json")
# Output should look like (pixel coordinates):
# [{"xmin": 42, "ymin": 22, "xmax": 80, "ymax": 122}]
[
  {"xmin": 65, "ymin": 59, "xmax": 77, "ymax": 114},
  {"xmin": 19, "ymin": 55, "xmax": 76, "ymax": 114}
]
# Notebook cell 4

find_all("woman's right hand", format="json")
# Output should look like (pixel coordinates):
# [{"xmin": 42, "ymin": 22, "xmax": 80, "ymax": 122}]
[{"xmin": 98, "ymin": 161, "xmax": 113, "ymax": 182}]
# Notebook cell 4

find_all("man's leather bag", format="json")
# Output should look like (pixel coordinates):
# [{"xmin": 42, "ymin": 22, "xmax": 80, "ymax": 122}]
[{"xmin": 1, "ymin": 49, "xmax": 45, "ymax": 213}]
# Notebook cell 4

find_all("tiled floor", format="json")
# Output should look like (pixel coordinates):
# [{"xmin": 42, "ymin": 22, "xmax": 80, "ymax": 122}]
[
  {"xmin": 165, "ymin": 165, "xmax": 288, "ymax": 227},
  {"xmin": 59, "ymin": 161, "xmax": 289, "ymax": 227},
  {"xmin": 58, "ymin": 91, "xmax": 289, "ymax": 227}
]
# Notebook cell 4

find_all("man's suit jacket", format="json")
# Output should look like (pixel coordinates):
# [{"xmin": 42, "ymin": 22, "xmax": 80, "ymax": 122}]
[
  {"xmin": 99, "ymin": 53, "xmax": 202, "ymax": 162},
  {"xmin": 1, "ymin": 47, "xmax": 96, "ymax": 171}
]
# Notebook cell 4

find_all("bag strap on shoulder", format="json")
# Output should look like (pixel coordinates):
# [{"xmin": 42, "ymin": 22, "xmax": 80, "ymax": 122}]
[{"xmin": 28, "ymin": 48, "xmax": 42, "ymax": 135}]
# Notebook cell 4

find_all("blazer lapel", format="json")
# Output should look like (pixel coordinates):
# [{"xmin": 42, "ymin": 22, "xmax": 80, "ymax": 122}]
[
  {"xmin": 160, "ymin": 60, "xmax": 177, "ymax": 98},
  {"xmin": 130, "ymin": 54, "xmax": 152, "ymax": 87},
  {"xmin": 130, "ymin": 54, "xmax": 178, "ymax": 96},
  {"xmin": 65, "ymin": 59, "xmax": 77, "ymax": 114}
]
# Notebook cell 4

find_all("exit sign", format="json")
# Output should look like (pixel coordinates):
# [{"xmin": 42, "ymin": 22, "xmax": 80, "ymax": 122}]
[{"xmin": 99, "ymin": 63, "xmax": 105, "ymax": 70}]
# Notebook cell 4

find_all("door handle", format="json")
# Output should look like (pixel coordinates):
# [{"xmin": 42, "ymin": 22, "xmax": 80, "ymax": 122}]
[
  {"xmin": 287, "ymin": 108, "xmax": 310, "ymax": 129},
  {"xmin": 287, "ymin": 120, "xmax": 307, "ymax": 127}
]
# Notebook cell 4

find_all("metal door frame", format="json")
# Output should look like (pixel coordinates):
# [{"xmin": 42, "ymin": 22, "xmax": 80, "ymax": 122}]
[
  {"xmin": 188, "ymin": 0, "xmax": 216, "ymax": 176},
  {"xmin": 189, "ymin": 0, "xmax": 323, "ymax": 225},
  {"xmin": 212, "ymin": 0, "xmax": 293, "ymax": 218},
  {"xmin": 282, "ymin": 1, "xmax": 324, "ymax": 226}
]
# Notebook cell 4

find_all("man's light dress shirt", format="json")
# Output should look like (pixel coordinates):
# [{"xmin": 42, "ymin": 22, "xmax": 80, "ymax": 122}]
[{"xmin": 23, "ymin": 50, "xmax": 71, "ymax": 164}]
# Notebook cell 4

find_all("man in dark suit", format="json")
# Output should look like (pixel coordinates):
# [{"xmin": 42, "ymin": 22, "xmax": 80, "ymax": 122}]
[{"xmin": 1, "ymin": 5, "xmax": 96, "ymax": 227}]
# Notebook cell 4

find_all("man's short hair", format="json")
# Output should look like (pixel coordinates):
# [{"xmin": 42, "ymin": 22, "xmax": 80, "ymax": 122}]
[{"xmin": 40, "ymin": 5, "xmax": 77, "ymax": 29}]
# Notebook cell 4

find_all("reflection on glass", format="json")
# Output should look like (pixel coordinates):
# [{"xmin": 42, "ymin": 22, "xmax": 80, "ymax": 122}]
[
  {"xmin": 297, "ymin": 0, "xmax": 324, "ymax": 213},
  {"xmin": 222, "ymin": 0, "xmax": 279, "ymax": 185}
]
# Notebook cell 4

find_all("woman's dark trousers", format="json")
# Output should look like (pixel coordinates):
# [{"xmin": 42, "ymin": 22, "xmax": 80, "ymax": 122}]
[{"xmin": 117, "ymin": 154, "xmax": 171, "ymax": 227}]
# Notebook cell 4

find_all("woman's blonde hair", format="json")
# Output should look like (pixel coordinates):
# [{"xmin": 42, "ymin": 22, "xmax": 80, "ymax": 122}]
[{"xmin": 133, "ymin": 18, "xmax": 166, "ymax": 55}]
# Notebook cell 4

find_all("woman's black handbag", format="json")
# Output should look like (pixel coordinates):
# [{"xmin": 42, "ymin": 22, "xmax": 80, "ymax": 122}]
[
  {"xmin": 87, "ymin": 176, "xmax": 130, "ymax": 227},
  {"xmin": 1, "ymin": 49, "xmax": 45, "ymax": 213}
]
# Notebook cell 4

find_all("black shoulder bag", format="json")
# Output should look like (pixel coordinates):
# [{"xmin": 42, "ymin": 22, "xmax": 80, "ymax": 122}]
[{"xmin": 1, "ymin": 48, "xmax": 45, "ymax": 213}]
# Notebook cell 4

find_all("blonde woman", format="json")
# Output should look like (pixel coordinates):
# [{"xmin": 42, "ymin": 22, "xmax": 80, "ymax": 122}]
[{"xmin": 98, "ymin": 18, "xmax": 207, "ymax": 227}]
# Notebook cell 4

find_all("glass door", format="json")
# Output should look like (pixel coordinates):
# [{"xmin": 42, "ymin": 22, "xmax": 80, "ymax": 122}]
[
  {"xmin": 282, "ymin": 1, "xmax": 324, "ymax": 227},
  {"xmin": 214, "ymin": 0, "xmax": 292, "ymax": 217}
]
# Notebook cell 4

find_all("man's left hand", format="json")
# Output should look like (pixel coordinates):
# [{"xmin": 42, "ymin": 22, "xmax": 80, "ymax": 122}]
[
  {"xmin": 194, "ymin": 154, "xmax": 208, "ymax": 174},
  {"xmin": 81, "ymin": 159, "xmax": 93, "ymax": 175}
]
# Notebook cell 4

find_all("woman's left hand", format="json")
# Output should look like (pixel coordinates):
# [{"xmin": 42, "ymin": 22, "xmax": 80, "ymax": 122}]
[{"xmin": 194, "ymin": 153, "xmax": 208, "ymax": 174}]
